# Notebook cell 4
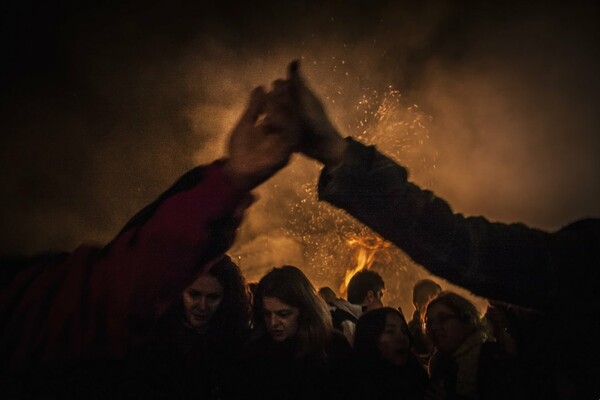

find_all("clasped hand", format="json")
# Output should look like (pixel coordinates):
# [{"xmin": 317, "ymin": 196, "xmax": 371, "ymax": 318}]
[{"xmin": 223, "ymin": 60, "xmax": 348, "ymax": 192}]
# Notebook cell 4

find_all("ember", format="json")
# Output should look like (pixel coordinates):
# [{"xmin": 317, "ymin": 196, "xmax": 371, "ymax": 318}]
[{"xmin": 228, "ymin": 67, "xmax": 483, "ymax": 314}]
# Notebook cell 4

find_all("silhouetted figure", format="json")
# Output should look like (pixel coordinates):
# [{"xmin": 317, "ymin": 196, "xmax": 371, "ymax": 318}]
[
  {"xmin": 483, "ymin": 301, "xmax": 519, "ymax": 356},
  {"xmin": 352, "ymin": 307, "xmax": 432, "ymax": 400},
  {"xmin": 347, "ymin": 269, "xmax": 386, "ymax": 312},
  {"xmin": 243, "ymin": 266, "xmax": 352, "ymax": 400},
  {"xmin": 483, "ymin": 301, "xmax": 557, "ymax": 399},
  {"xmin": 268, "ymin": 60, "xmax": 600, "ymax": 398},
  {"xmin": 326, "ymin": 269, "xmax": 385, "ymax": 346},
  {"xmin": 408, "ymin": 279, "xmax": 442, "ymax": 363}
]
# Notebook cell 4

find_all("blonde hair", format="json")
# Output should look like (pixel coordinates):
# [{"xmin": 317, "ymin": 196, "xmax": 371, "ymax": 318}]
[{"xmin": 425, "ymin": 291, "xmax": 489, "ymax": 336}]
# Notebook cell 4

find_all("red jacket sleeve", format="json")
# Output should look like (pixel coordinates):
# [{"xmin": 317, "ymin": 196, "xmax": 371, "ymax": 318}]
[{"xmin": 1, "ymin": 161, "xmax": 251, "ymax": 368}]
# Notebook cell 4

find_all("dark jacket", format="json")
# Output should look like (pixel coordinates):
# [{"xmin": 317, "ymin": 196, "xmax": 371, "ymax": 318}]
[
  {"xmin": 351, "ymin": 353, "xmax": 431, "ymax": 400},
  {"xmin": 242, "ymin": 331, "xmax": 353, "ymax": 400},
  {"xmin": 129, "ymin": 302, "xmax": 247, "ymax": 400},
  {"xmin": 429, "ymin": 338, "xmax": 516, "ymax": 400},
  {"xmin": 318, "ymin": 138, "xmax": 600, "ymax": 398}
]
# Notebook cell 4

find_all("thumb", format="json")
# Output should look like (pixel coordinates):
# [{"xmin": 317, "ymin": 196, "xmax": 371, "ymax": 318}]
[
  {"xmin": 287, "ymin": 59, "xmax": 301, "ymax": 80},
  {"xmin": 240, "ymin": 86, "xmax": 267, "ymax": 125},
  {"xmin": 286, "ymin": 60, "xmax": 310, "ymax": 113},
  {"xmin": 287, "ymin": 60, "xmax": 306, "ymax": 91}
]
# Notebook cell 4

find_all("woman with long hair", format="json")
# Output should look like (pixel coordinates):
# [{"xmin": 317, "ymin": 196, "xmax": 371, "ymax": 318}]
[
  {"xmin": 425, "ymin": 291, "xmax": 517, "ymax": 399},
  {"xmin": 181, "ymin": 255, "xmax": 251, "ymax": 341},
  {"xmin": 352, "ymin": 307, "xmax": 432, "ymax": 400},
  {"xmin": 138, "ymin": 255, "xmax": 251, "ymax": 399},
  {"xmin": 244, "ymin": 265, "xmax": 352, "ymax": 399}
]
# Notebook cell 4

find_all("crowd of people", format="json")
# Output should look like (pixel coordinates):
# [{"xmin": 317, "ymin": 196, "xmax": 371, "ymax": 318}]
[{"xmin": 1, "ymin": 61, "xmax": 599, "ymax": 399}]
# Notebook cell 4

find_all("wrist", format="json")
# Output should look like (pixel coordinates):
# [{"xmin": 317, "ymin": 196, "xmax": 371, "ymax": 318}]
[
  {"xmin": 320, "ymin": 134, "xmax": 348, "ymax": 167},
  {"xmin": 221, "ymin": 159, "xmax": 254, "ymax": 192}
]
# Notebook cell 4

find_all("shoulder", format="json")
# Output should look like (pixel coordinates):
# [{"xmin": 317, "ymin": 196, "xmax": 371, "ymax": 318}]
[
  {"xmin": 328, "ymin": 330, "xmax": 353, "ymax": 359},
  {"xmin": 331, "ymin": 307, "xmax": 358, "ymax": 330}
]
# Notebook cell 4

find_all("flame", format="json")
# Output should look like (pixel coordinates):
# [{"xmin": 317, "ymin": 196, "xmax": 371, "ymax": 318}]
[{"xmin": 339, "ymin": 234, "xmax": 390, "ymax": 298}]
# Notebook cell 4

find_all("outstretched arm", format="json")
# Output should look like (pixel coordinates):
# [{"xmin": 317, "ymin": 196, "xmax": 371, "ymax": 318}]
[
  {"xmin": 267, "ymin": 61, "xmax": 591, "ymax": 311},
  {"xmin": 317, "ymin": 138, "xmax": 558, "ymax": 310},
  {"xmin": 0, "ymin": 85, "xmax": 298, "ymax": 368}
]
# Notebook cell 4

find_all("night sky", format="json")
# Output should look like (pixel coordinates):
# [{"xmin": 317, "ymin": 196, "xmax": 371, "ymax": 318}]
[{"xmin": 2, "ymin": 0, "xmax": 599, "ymax": 311}]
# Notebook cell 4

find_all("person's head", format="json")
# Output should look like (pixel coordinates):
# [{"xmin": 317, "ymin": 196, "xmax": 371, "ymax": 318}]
[
  {"xmin": 354, "ymin": 307, "xmax": 412, "ymax": 366},
  {"xmin": 253, "ymin": 265, "xmax": 333, "ymax": 358},
  {"xmin": 412, "ymin": 279, "xmax": 442, "ymax": 311},
  {"xmin": 182, "ymin": 255, "xmax": 250, "ymax": 337},
  {"xmin": 347, "ymin": 269, "xmax": 385, "ymax": 310},
  {"xmin": 424, "ymin": 291, "xmax": 486, "ymax": 354},
  {"xmin": 318, "ymin": 286, "xmax": 339, "ymax": 306}
]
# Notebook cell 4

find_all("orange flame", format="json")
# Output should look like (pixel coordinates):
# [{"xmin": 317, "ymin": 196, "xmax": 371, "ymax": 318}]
[{"xmin": 339, "ymin": 235, "xmax": 390, "ymax": 298}]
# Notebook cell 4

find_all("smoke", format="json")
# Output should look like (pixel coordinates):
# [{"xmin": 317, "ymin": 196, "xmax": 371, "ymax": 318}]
[
  {"xmin": 415, "ymin": 11, "xmax": 600, "ymax": 229},
  {"xmin": 1, "ymin": 1, "xmax": 599, "ymax": 314}
]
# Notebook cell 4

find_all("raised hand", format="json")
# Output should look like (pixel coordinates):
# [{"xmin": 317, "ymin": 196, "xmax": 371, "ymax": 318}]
[
  {"xmin": 223, "ymin": 86, "xmax": 299, "ymax": 192},
  {"xmin": 285, "ymin": 60, "xmax": 348, "ymax": 167}
]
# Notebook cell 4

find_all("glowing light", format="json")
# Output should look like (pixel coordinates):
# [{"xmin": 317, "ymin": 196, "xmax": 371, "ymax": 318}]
[
  {"xmin": 339, "ymin": 234, "xmax": 390, "ymax": 298},
  {"xmin": 229, "ymin": 60, "xmax": 439, "ymax": 313}
]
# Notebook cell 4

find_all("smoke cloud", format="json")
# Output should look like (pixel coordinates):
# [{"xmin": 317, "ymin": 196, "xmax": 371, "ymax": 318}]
[{"xmin": 1, "ymin": 0, "xmax": 598, "ymax": 313}]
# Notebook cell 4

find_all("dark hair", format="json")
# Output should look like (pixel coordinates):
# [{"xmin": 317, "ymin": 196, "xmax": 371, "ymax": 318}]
[
  {"xmin": 424, "ymin": 291, "xmax": 487, "ymax": 336},
  {"xmin": 347, "ymin": 270, "xmax": 385, "ymax": 304},
  {"xmin": 354, "ymin": 307, "xmax": 411, "ymax": 362},
  {"xmin": 412, "ymin": 279, "xmax": 442, "ymax": 306},
  {"xmin": 253, "ymin": 265, "xmax": 333, "ymax": 359},
  {"xmin": 202, "ymin": 255, "xmax": 251, "ymax": 341}
]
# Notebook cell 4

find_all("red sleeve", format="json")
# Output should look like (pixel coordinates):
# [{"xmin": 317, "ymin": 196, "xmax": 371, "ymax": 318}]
[{"xmin": 1, "ymin": 161, "xmax": 251, "ymax": 368}]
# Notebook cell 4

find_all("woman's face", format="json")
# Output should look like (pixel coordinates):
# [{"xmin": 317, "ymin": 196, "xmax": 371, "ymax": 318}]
[
  {"xmin": 182, "ymin": 274, "xmax": 224, "ymax": 330},
  {"xmin": 425, "ymin": 303, "xmax": 473, "ymax": 353},
  {"xmin": 377, "ymin": 313, "xmax": 410, "ymax": 366},
  {"xmin": 262, "ymin": 296, "xmax": 300, "ymax": 342}
]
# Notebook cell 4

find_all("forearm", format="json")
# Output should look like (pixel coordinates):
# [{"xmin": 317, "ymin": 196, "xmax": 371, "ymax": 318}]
[
  {"xmin": 100, "ymin": 161, "xmax": 251, "ymax": 324},
  {"xmin": 1, "ymin": 162, "xmax": 251, "ymax": 367},
  {"xmin": 318, "ymin": 139, "xmax": 556, "ymax": 310}
]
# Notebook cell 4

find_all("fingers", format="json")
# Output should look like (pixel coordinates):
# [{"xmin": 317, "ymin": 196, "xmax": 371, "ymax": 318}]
[
  {"xmin": 287, "ymin": 60, "xmax": 306, "ymax": 102},
  {"xmin": 271, "ymin": 79, "xmax": 287, "ymax": 93},
  {"xmin": 240, "ymin": 86, "xmax": 267, "ymax": 125},
  {"xmin": 287, "ymin": 59, "xmax": 300, "ymax": 80},
  {"xmin": 270, "ymin": 78, "xmax": 294, "ymax": 104},
  {"xmin": 260, "ymin": 127, "xmax": 299, "ymax": 159},
  {"xmin": 262, "ymin": 79, "xmax": 297, "ymax": 133},
  {"xmin": 241, "ymin": 61, "xmax": 303, "ymax": 129},
  {"xmin": 286, "ymin": 59, "xmax": 310, "ymax": 92}
]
